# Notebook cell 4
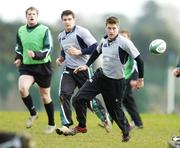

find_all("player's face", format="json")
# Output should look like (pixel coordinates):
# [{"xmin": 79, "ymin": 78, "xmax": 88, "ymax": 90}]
[
  {"xmin": 106, "ymin": 24, "xmax": 119, "ymax": 40},
  {"xmin": 62, "ymin": 15, "xmax": 75, "ymax": 32},
  {"xmin": 26, "ymin": 10, "xmax": 38, "ymax": 27}
]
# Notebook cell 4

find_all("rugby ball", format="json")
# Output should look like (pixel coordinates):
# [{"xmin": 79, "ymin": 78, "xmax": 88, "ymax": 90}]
[{"xmin": 149, "ymin": 39, "xmax": 166, "ymax": 54}]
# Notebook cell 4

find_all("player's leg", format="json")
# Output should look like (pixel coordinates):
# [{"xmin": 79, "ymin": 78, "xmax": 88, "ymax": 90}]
[
  {"xmin": 39, "ymin": 87, "xmax": 56, "ymax": 134},
  {"xmin": 90, "ymin": 98, "xmax": 112, "ymax": 132},
  {"xmin": 18, "ymin": 74, "xmax": 38, "ymax": 128},
  {"xmin": 71, "ymin": 76, "xmax": 100, "ymax": 135},
  {"xmin": 123, "ymin": 79, "xmax": 143, "ymax": 128},
  {"xmin": 102, "ymin": 78, "xmax": 130, "ymax": 142},
  {"xmin": 90, "ymin": 98, "xmax": 106, "ymax": 122},
  {"xmin": 37, "ymin": 74, "xmax": 55, "ymax": 134},
  {"xmin": 56, "ymin": 71, "xmax": 76, "ymax": 135},
  {"xmin": 87, "ymin": 66, "xmax": 112, "ymax": 131},
  {"xmin": 123, "ymin": 94, "xmax": 143, "ymax": 128}
]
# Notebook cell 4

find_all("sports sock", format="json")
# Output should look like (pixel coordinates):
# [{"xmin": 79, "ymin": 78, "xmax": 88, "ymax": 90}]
[
  {"xmin": 91, "ymin": 98, "xmax": 107, "ymax": 122},
  {"xmin": 44, "ymin": 101, "xmax": 55, "ymax": 126},
  {"xmin": 22, "ymin": 94, "xmax": 36, "ymax": 116}
]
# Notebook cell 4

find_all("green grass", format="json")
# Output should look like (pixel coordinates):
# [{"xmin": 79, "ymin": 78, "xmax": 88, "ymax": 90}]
[{"xmin": 0, "ymin": 111, "xmax": 179, "ymax": 148}]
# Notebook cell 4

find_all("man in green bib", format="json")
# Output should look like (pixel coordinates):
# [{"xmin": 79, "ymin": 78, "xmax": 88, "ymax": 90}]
[
  {"xmin": 14, "ymin": 6, "xmax": 55, "ymax": 134},
  {"xmin": 120, "ymin": 30, "xmax": 143, "ymax": 129}
]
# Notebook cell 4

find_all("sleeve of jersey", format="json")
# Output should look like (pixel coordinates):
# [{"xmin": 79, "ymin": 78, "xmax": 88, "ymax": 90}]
[
  {"xmin": 33, "ymin": 29, "xmax": 53, "ymax": 60},
  {"xmin": 57, "ymin": 33, "xmax": 65, "ymax": 59},
  {"xmin": 125, "ymin": 39, "xmax": 140, "ymax": 59},
  {"xmin": 86, "ymin": 42, "xmax": 102, "ymax": 67},
  {"xmin": 135, "ymin": 55, "xmax": 144, "ymax": 78},
  {"xmin": 61, "ymin": 49, "xmax": 65, "ymax": 58},
  {"xmin": 78, "ymin": 27, "xmax": 98, "ymax": 55},
  {"xmin": 14, "ymin": 33, "xmax": 23, "ymax": 61},
  {"xmin": 86, "ymin": 49, "xmax": 101, "ymax": 67},
  {"xmin": 81, "ymin": 43, "xmax": 98, "ymax": 54}
]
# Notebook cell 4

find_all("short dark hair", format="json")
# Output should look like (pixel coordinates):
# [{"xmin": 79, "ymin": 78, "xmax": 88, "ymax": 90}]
[
  {"xmin": 61, "ymin": 10, "xmax": 75, "ymax": 19},
  {"xmin": 25, "ymin": 6, "xmax": 39, "ymax": 16},
  {"xmin": 105, "ymin": 16, "xmax": 119, "ymax": 26}
]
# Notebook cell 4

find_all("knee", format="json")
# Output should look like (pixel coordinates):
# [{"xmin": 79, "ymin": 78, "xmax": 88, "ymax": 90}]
[
  {"xmin": 72, "ymin": 95, "xmax": 86, "ymax": 109},
  {"xmin": 41, "ymin": 93, "xmax": 51, "ymax": 104},
  {"xmin": 19, "ymin": 86, "xmax": 28, "ymax": 97}
]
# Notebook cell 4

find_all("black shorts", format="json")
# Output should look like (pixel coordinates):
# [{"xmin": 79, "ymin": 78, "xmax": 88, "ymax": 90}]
[{"xmin": 20, "ymin": 71, "xmax": 52, "ymax": 88}]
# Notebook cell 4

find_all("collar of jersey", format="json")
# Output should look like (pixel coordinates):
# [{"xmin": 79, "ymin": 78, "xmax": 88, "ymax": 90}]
[
  {"xmin": 65, "ymin": 25, "xmax": 76, "ymax": 35},
  {"xmin": 26, "ymin": 23, "xmax": 40, "ymax": 29},
  {"xmin": 108, "ymin": 34, "xmax": 118, "ymax": 43}
]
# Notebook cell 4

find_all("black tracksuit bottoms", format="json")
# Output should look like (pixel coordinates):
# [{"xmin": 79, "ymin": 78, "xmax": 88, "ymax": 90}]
[
  {"xmin": 123, "ymin": 71, "xmax": 143, "ymax": 127},
  {"xmin": 72, "ymin": 68, "xmax": 130, "ymax": 134}
]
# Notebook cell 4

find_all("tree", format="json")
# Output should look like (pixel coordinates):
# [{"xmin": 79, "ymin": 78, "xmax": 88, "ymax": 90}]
[{"xmin": 132, "ymin": 0, "xmax": 179, "ymax": 67}]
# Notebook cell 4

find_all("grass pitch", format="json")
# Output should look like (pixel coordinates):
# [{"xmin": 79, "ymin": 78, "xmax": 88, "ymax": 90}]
[{"xmin": 0, "ymin": 111, "xmax": 179, "ymax": 148}]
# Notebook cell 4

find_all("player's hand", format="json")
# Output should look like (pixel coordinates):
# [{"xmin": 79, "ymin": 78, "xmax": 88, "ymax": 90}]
[
  {"xmin": 56, "ymin": 56, "xmax": 65, "ymax": 66},
  {"xmin": 173, "ymin": 68, "xmax": 180, "ymax": 77},
  {"xmin": 14, "ymin": 59, "xmax": 21, "ymax": 67},
  {"xmin": 27, "ymin": 50, "xmax": 35, "ymax": 58},
  {"xmin": 130, "ymin": 80, "xmax": 137, "ymax": 89},
  {"xmin": 67, "ymin": 47, "xmax": 82, "ymax": 56},
  {"xmin": 73, "ymin": 65, "xmax": 88, "ymax": 74},
  {"xmin": 135, "ymin": 78, "xmax": 144, "ymax": 89}
]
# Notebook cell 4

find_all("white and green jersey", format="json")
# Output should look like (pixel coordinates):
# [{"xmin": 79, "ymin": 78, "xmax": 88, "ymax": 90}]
[{"xmin": 124, "ymin": 57, "xmax": 137, "ymax": 80}]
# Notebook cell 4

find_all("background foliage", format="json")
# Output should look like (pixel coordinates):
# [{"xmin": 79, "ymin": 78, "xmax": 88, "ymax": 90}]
[{"xmin": 0, "ymin": 0, "xmax": 180, "ymax": 113}]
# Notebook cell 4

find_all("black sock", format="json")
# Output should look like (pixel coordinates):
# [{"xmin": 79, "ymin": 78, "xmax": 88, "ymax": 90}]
[
  {"xmin": 44, "ymin": 101, "xmax": 55, "ymax": 126},
  {"xmin": 22, "ymin": 94, "xmax": 36, "ymax": 116}
]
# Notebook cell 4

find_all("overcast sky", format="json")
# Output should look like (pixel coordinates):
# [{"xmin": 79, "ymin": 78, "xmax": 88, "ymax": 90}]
[{"xmin": 0, "ymin": 0, "xmax": 179, "ymax": 24}]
